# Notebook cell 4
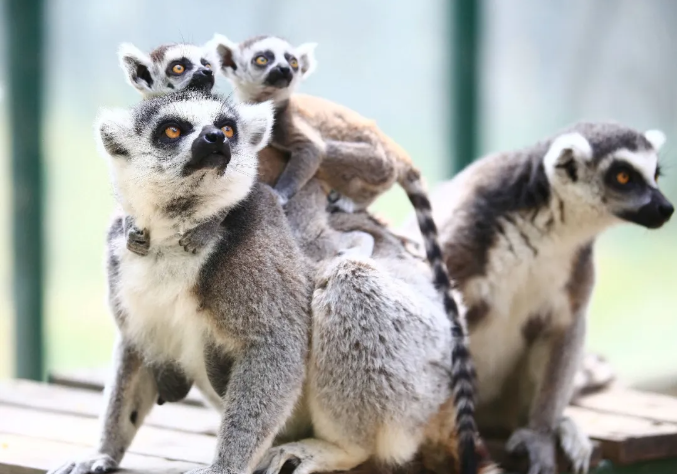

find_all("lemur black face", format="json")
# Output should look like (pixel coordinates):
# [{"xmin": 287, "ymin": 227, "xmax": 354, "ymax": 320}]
[
  {"xmin": 253, "ymin": 50, "xmax": 296, "ymax": 88},
  {"xmin": 605, "ymin": 160, "xmax": 674, "ymax": 228}
]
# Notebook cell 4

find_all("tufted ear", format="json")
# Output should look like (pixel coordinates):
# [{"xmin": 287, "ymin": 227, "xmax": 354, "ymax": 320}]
[
  {"xmin": 295, "ymin": 42, "xmax": 318, "ymax": 78},
  {"xmin": 645, "ymin": 129, "xmax": 666, "ymax": 152},
  {"xmin": 118, "ymin": 43, "xmax": 156, "ymax": 95},
  {"xmin": 237, "ymin": 101, "xmax": 274, "ymax": 152},
  {"xmin": 206, "ymin": 33, "xmax": 240, "ymax": 79},
  {"xmin": 543, "ymin": 132, "xmax": 593, "ymax": 181},
  {"xmin": 95, "ymin": 108, "xmax": 133, "ymax": 160}
]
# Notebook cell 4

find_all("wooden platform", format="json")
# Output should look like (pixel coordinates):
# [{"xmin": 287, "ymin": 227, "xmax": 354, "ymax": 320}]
[{"xmin": 1, "ymin": 375, "xmax": 677, "ymax": 474}]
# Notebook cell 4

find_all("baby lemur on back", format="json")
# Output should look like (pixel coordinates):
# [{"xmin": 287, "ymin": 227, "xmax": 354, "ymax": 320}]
[
  {"xmin": 49, "ymin": 91, "xmax": 312, "ymax": 474},
  {"xmin": 402, "ymin": 123, "xmax": 674, "ymax": 474},
  {"xmin": 207, "ymin": 34, "xmax": 479, "ymax": 472}
]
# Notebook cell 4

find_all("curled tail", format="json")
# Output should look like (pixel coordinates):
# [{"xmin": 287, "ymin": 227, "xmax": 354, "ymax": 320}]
[{"xmin": 401, "ymin": 168, "xmax": 479, "ymax": 474}]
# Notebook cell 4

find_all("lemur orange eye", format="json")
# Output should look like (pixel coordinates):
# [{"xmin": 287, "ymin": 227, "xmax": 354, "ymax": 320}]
[
  {"xmin": 165, "ymin": 126, "xmax": 181, "ymax": 139},
  {"xmin": 616, "ymin": 171, "xmax": 630, "ymax": 184},
  {"xmin": 221, "ymin": 125, "xmax": 234, "ymax": 138},
  {"xmin": 255, "ymin": 56, "xmax": 268, "ymax": 66},
  {"xmin": 289, "ymin": 58, "xmax": 299, "ymax": 69},
  {"xmin": 172, "ymin": 64, "xmax": 185, "ymax": 74}
]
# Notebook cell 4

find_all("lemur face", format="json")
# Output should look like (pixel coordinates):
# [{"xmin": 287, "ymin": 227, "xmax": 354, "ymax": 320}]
[
  {"xmin": 96, "ymin": 90, "xmax": 273, "ymax": 215},
  {"xmin": 208, "ymin": 34, "xmax": 317, "ymax": 103},
  {"xmin": 544, "ymin": 123, "xmax": 673, "ymax": 229},
  {"xmin": 119, "ymin": 43, "xmax": 215, "ymax": 97}
]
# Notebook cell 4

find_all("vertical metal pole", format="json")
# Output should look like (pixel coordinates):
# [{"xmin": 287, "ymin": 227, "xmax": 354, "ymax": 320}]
[
  {"xmin": 452, "ymin": 0, "xmax": 480, "ymax": 174},
  {"xmin": 6, "ymin": 0, "xmax": 46, "ymax": 380}
]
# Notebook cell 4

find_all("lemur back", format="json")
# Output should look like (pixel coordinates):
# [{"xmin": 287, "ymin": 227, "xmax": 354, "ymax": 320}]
[{"xmin": 209, "ymin": 36, "xmax": 479, "ymax": 473}]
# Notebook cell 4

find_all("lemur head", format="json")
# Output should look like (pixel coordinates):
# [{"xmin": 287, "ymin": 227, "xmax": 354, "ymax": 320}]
[
  {"xmin": 207, "ymin": 34, "xmax": 317, "ymax": 104},
  {"xmin": 96, "ymin": 90, "xmax": 273, "ymax": 221},
  {"xmin": 543, "ymin": 122, "xmax": 673, "ymax": 229},
  {"xmin": 119, "ymin": 43, "xmax": 216, "ymax": 98}
]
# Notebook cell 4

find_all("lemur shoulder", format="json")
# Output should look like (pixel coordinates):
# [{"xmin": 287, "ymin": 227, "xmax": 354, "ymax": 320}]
[{"xmin": 401, "ymin": 123, "xmax": 673, "ymax": 474}]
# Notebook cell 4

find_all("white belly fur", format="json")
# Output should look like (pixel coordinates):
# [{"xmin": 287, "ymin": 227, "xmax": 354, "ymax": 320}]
[
  {"xmin": 465, "ymin": 229, "xmax": 577, "ymax": 404},
  {"xmin": 111, "ymin": 232, "xmax": 221, "ymax": 405}
]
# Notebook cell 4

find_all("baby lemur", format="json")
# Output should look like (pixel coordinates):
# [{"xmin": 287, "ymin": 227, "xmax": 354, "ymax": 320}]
[
  {"xmin": 119, "ymin": 42, "xmax": 215, "ymax": 96},
  {"xmin": 49, "ymin": 90, "xmax": 312, "ymax": 474},
  {"xmin": 402, "ymin": 123, "xmax": 674, "ymax": 474}
]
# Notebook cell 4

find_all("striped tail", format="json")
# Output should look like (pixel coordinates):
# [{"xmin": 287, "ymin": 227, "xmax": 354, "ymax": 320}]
[{"xmin": 402, "ymin": 169, "xmax": 479, "ymax": 474}]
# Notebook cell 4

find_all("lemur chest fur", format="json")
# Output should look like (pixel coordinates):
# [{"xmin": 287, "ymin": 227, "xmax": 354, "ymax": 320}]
[
  {"xmin": 112, "ymin": 230, "xmax": 223, "ymax": 382},
  {"xmin": 464, "ymin": 215, "xmax": 581, "ymax": 403}
]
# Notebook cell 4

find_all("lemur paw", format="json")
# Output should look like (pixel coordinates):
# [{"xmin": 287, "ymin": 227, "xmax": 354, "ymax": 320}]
[
  {"xmin": 254, "ymin": 444, "xmax": 307, "ymax": 474},
  {"xmin": 179, "ymin": 227, "xmax": 213, "ymax": 254},
  {"xmin": 557, "ymin": 417, "xmax": 592, "ymax": 474},
  {"xmin": 47, "ymin": 453, "xmax": 117, "ymax": 474},
  {"xmin": 126, "ymin": 226, "xmax": 150, "ymax": 256},
  {"xmin": 506, "ymin": 428, "xmax": 556, "ymax": 474}
]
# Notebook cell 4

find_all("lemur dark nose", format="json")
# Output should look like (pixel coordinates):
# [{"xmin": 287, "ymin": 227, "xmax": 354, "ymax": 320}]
[
  {"xmin": 659, "ymin": 202, "xmax": 674, "ymax": 219},
  {"xmin": 278, "ymin": 66, "xmax": 292, "ymax": 77},
  {"xmin": 200, "ymin": 67, "xmax": 213, "ymax": 77},
  {"xmin": 205, "ymin": 128, "xmax": 225, "ymax": 144}
]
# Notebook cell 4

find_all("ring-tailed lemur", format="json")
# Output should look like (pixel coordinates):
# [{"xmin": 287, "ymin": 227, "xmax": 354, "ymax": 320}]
[
  {"xmin": 206, "ymin": 35, "xmax": 479, "ymax": 471},
  {"xmin": 119, "ymin": 42, "xmax": 215, "ymax": 97},
  {"xmin": 255, "ymin": 179, "xmax": 493, "ymax": 474},
  {"xmin": 401, "ymin": 122, "xmax": 673, "ymax": 474},
  {"xmin": 48, "ymin": 90, "xmax": 313, "ymax": 474}
]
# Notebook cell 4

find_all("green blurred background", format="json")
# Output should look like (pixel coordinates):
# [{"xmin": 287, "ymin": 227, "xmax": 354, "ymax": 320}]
[{"xmin": 0, "ymin": 0, "xmax": 675, "ymax": 394}]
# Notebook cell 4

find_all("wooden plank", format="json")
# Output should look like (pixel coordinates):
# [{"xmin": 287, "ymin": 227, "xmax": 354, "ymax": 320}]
[
  {"xmin": 0, "ymin": 405, "xmax": 215, "ymax": 465},
  {"xmin": 48, "ymin": 368, "xmax": 208, "ymax": 408},
  {"xmin": 566, "ymin": 406, "xmax": 677, "ymax": 465},
  {"xmin": 484, "ymin": 438, "xmax": 601, "ymax": 473},
  {"xmin": 0, "ymin": 433, "xmax": 202, "ymax": 474},
  {"xmin": 0, "ymin": 380, "xmax": 218, "ymax": 435},
  {"xmin": 574, "ymin": 388, "xmax": 677, "ymax": 425}
]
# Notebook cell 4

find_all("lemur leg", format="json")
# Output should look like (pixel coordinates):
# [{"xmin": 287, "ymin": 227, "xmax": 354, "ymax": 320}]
[
  {"xmin": 255, "ymin": 439, "xmax": 369, "ymax": 474},
  {"xmin": 322, "ymin": 139, "xmax": 396, "ymax": 212},
  {"xmin": 185, "ymin": 344, "xmax": 305, "ymax": 474},
  {"xmin": 506, "ymin": 315, "xmax": 591, "ymax": 474},
  {"xmin": 48, "ymin": 336, "xmax": 157, "ymax": 474},
  {"xmin": 124, "ymin": 215, "xmax": 150, "ymax": 257},
  {"xmin": 273, "ymin": 137, "xmax": 324, "ymax": 206}
]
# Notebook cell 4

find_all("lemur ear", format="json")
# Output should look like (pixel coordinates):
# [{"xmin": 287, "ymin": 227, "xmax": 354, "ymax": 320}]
[
  {"xmin": 118, "ymin": 43, "xmax": 155, "ymax": 94},
  {"xmin": 95, "ymin": 108, "xmax": 132, "ymax": 159},
  {"xmin": 645, "ymin": 129, "xmax": 666, "ymax": 151},
  {"xmin": 543, "ymin": 132, "xmax": 593, "ymax": 180},
  {"xmin": 237, "ymin": 101, "xmax": 274, "ymax": 152},
  {"xmin": 207, "ymin": 34, "xmax": 239, "ymax": 76},
  {"xmin": 296, "ymin": 42, "xmax": 317, "ymax": 78}
]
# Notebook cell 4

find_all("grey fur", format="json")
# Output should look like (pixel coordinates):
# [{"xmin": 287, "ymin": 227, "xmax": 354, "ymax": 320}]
[
  {"xmin": 399, "ymin": 121, "xmax": 673, "ymax": 474},
  {"xmin": 49, "ymin": 91, "xmax": 312, "ymax": 474}
]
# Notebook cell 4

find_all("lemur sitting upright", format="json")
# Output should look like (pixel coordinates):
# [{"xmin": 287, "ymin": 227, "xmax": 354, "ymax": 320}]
[
  {"xmin": 401, "ymin": 123, "xmax": 673, "ymax": 474},
  {"xmin": 49, "ymin": 90, "xmax": 312, "ymax": 474}
]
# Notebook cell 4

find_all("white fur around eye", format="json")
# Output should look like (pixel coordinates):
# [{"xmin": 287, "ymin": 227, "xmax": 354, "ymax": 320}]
[
  {"xmin": 645, "ymin": 129, "xmax": 666, "ymax": 151},
  {"xmin": 543, "ymin": 132, "xmax": 593, "ymax": 177}
]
